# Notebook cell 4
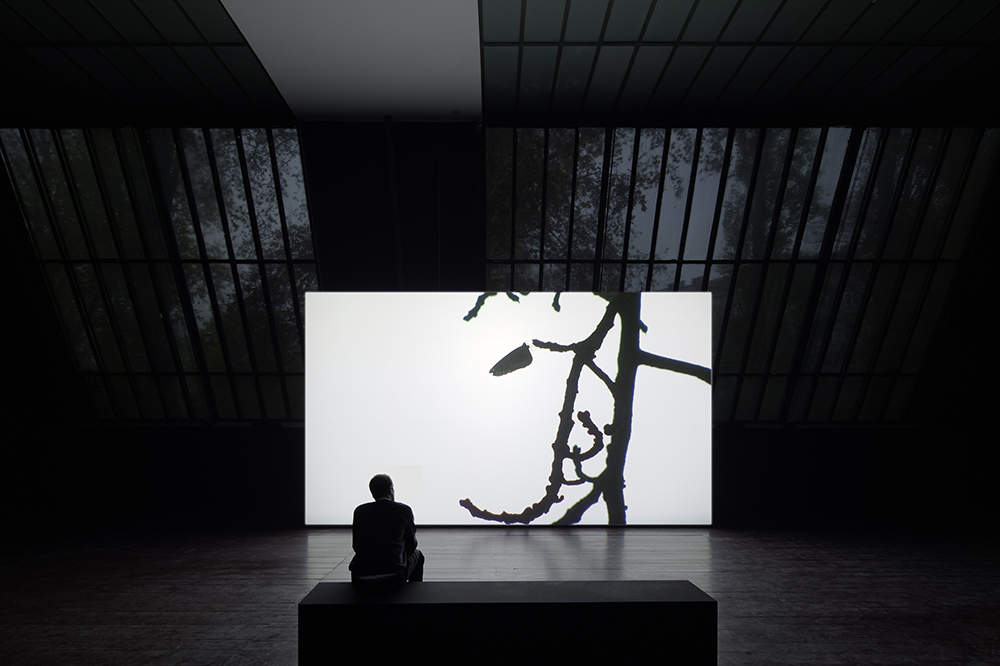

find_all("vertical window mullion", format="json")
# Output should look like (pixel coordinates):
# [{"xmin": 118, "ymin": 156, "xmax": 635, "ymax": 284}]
[
  {"xmin": 782, "ymin": 127, "xmax": 864, "ymax": 422},
  {"xmin": 115, "ymin": 127, "xmax": 196, "ymax": 420},
  {"xmin": 172, "ymin": 127, "xmax": 237, "ymax": 419},
  {"xmin": 673, "ymin": 127, "xmax": 703, "ymax": 291},
  {"xmin": 232, "ymin": 128, "xmax": 271, "ymax": 418},
  {"xmin": 644, "ymin": 125, "xmax": 672, "ymax": 290}
]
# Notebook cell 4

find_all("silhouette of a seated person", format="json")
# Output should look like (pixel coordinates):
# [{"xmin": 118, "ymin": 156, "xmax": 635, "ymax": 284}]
[{"xmin": 350, "ymin": 474, "xmax": 424, "ymax": 593}]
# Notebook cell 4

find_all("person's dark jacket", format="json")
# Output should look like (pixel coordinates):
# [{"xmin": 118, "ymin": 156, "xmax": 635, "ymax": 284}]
[{"xmin": 349, "ymin": 498, "xmax": 417, "ymax": 576}]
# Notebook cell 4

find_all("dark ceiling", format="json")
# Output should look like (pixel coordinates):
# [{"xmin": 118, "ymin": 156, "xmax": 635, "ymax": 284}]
[
  {"xmin": 480, "ymin": 0, "xmax": 1000, "ymax": 126},
  {"xmin": 0, "ymin": 0, "xmax": 997, "ymax": 127}
]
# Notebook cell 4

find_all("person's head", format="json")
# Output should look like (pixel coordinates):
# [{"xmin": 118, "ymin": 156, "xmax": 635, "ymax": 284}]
[{"xmin": 369, "ymin": 474, "xmax": 394, "ymax": 501}]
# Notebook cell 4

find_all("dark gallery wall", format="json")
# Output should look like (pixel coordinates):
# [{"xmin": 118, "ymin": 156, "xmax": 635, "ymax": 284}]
[{"xmin": 3, "ymin": 121, "xmax": 995, "ymax": 534}]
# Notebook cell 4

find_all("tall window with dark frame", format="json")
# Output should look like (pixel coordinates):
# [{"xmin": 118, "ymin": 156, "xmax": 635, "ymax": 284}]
[
  {"xmin": 1, "ymin": 126, "xmax": 317, "ymax": 422},
  {"xmin": 484, "ymin": 126, "xmax": 999, "ymax": 424}
]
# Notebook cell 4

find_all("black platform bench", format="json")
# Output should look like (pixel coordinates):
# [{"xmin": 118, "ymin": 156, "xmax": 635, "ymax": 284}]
[{"xmin": 299, "ymin": 580, "xmax": 716, "ymax": 664}]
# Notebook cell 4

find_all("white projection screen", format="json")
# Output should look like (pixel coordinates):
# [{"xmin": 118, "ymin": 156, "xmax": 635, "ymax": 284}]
[{"xmin": 306, "ymin": 292, "xmax": 711, "ymax": 525}]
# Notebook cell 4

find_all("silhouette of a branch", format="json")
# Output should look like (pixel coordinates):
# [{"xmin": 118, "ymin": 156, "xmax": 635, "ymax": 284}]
[
  {"xmin": 573, "ymin": 410, "xmax": 604, "ymax": 461},
  {"xmin": 585, "ymin": 359, "xmax": 616, "ymax": 397},
  {"xmin": 460, "ymin": 293, "xmax": 708, "ymax": 525},
  {"xmin": 638, "ymin": 351, "xmax": 712, "ymax": 384},
  {"xmin": 463, "ymin": 292, "xmax": 497, "ymax": 321},
  {"xmin": 458, "ymin": 298, "xmax": 620, "ymax": 524},
  {"xmin": 553, "ymin": 483, "xmax": 604, "ymax": 525}
]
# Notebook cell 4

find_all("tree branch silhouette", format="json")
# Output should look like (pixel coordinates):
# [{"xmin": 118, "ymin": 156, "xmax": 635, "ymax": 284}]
[{"xmin": 459, "ymin": 292, "xmax": 708, "ymax": 525}]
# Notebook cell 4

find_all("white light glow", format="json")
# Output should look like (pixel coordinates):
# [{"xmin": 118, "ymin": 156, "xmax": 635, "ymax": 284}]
[{"xmin": 306, "ymin": 292, "xmax": 711, "ymax": 525}]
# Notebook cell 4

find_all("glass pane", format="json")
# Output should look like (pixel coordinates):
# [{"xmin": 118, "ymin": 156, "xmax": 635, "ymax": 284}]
[
  {"xmin": 1, "ymin": 129, "xmax": 60, "ymax": 259},
  {"xmin": 91, "ymin": 129, "xmax": 144, "ymax": 260},
  {"xmin": 486, "ymin": 263, "xmax": 511, "ymax": 290},
  {"xmin": 848, "ymin": 263, "xmax": 900, "ymax": 373},
  {"xmin": 624, "ymin": 263, "xmax": 648, "ymax": 291},
  {"xmin": 770, "ymin": 263, "xmax": 816, "ymax": 373},
  {"xmin": 128, "ymin": 263, "xmax": 175, "ymax": 373},
  {"xmin": 265, "ymin": 264, "xmax": 303, "ymax": 373},
  {"xmin": 30, "ymin": 129, "xmax": 88, "ymax": 259},
  {"xmin": 272, "ymin": 128, "xmax": 313, "ymax": 259},
  {"xmin": 133, "ymin": 375, "xmax": 165, "ymax": 419},
  {"xmin": 654, "ymin": 128, "xmax": 696, "ymax": 260},
  {"xmin": 742, "ymin": 128, "xmax": 790, "ymax": 260},
  {"xmin": 156, "ymin": 263, "xmax": 197, "ymax": 372},
  {"xmin": 603, "ymin": 128, "xmax": 634, "ymax": 261},
  {"xmin": 293, "ymin": 264, "xmax": 319, "ymax": 324},
  {"xmin": 708, "ymin": 264, "xmax": 733, "ymax": 354},
  {"xmin": 85, "ymin": 376, "xmax": 114, "ymax": 420},
  {"xmin": 150, "ymin": 128, "xmax": 199, "ymax": 260},
  {"xmin": 875, "ymin": 263, "xmax": 929, "ymax": 373},
  {"xmin": 902, "ymin": 264, "xmax": 955, "ymax": 373},
  {"xmin": 515, "ymin": 128, "xmax": 543, "ymax": 260},
  {"xmin": 801, "ymin": 263, "xmax": 844, "ymax": 372},
  {"xmin": 746, "ymin": 264, "xmax": 788, "ymax": 373},
  {"xmin": 209, "ymin": 128, "xmax": 254, "ymax": 260},
  {"xmin": 833, "ymin": 376, "xmax": 864, "ymax": 420},
  {"xmin": 61, "ymin": 129, "xmax": 117, "ymax": 259},
  {"xmin": 75, "ymin": 262, "xmax": 125, "ymax": 371},
  {"xmin": 101, "ymin": 262, "xmax": 149, "ymax": 372},
  {"xmin": 860, "ymin": 376, "xmax": 893, "ymax": 421},
  {"xmin": 885, "ymin": 375, "xmax": 914, "ymax": 420},
  {"xmin": 855, "ymin": 128, "xmax": 913, "ymax": 260},
  {"xmin": 628, "ymin": 128, "xmax": 665, "ymax": 260},
  {"xmin": 512, "ymin": 263, "xmax": 540, "ymax": 291},
  {"xmin": 943, "ymin": 128, "xmax": 999, "ymax": 260},
  {"xmin": 599, "ymin": 263, "xmax": 621, "ymax": 291},
  {"xmin": 183, "ymin": 263, "xmax": 224, "ymax": 371},
  {"xmin": 912, "ymin": 128, "xmax": 975, "ymax": 259},
  {"xmin": 568, "ymin": 262, "xmax": 593, "ymax": 290},
  {"xmin": 287, "ymin": 375, "xmax": 305, "ymax": 420},
  {"xmin": 45, "ymin": 263, "xmax": 97, "ymax": 371},
  {"xmin": 186, "ymin": 374, "xmax": 210, "ymax": 419},
  {"xmin": 833, "ymin": 128, "xmax": 880, "ymax": 259},
  {"xmin": 719, "ymin": 264, "xmax": 760, "ymax": 373},
  {"xmin": 111, "ymin": 375, "xmax": 140, "ymax": 419},
  {"xmin": 242, "ymin": 128, "xmax": 284, "ymax": 260},
  {"xmin": 650, "ymin": 263, "xmax": 676, "ymax": 291},
  {"xmin": 159, "ymin": 375, "xmax": 188, "ymax": 419},
  {"xmin": 235, "ymin": 374, "xmax": 260, "ymax": 418},
  {"xmin": 735, "ymin": 376, "xmax": 762, "ymax": 420},
  {"xmin": 808, "ymin": 376, "xmax": 837, "ymax": 421},
  {"xmin": 773, "ymin": 128, "xmax": 821, "ymax": 259},
  {"xmin": 572, "ymin": 128, "xmax": 605, "ymax": 260},
  {"xmin": 882, "ymin": 128, "xmax": 944, "ymax": 260},
  {"xmin": 759, "ymin": 375, "xmax": 787, "ymax": 421},
  {"xmin": 179, "ymin": 128, "xmax": 227, "ymax": 260},
  {"xmin": 485, "ymin": 128, "xmax": 513, "ymax": 260},
  {"xmin": 544, "ymin": 129, "xmax": 574, "ymax": 260},
  {"xmin": 713, "ymin": 375, "xmax": 736, "ymax": 420},
  {"xmin": 541, "ymin": 263, "xmax": 567, "ymax": 291},
  {"xmin": 211, "ymin": 375, "xmax": 237, "ymax": 419},
  {"xmin": 211, "ymin": 263, "xmax": 250, "ymax": 372},
  {"xmin": 799, "ymin": 127, "xmax": 850, "ymax": 258},
  {"xmin": 684, "ymin": 128, "xmax": 726, "ymax": 261},
  {"xmin": 679, "ymin": 263, "xmax": 704, "ymax": 291},
  {"xmin": 261, "ymin": 375, "xmax": 285, "ymax": 420},
  {"xmin": 120, "ymin": 127, "xmax": 169, "ymax": 260},
  {"xmin": 821, "ymin": 262, "xmax": 871, "ymax": 373},
  {"xmin": 788, "ymin": 375, "xmax": 812, "ymax": 422},
  {"xmin": 713, "ymin": 128, "xmax": 758, "ymax": 260}
]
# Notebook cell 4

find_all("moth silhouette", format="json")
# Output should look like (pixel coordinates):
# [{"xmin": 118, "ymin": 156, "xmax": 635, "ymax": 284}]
[{"xmin": 490, "ymin": 343, "xmax": 532, "ymax": 376}]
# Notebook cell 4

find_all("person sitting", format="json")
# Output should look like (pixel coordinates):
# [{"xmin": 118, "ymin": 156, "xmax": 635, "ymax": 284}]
[{"xmin": 349, "ymin": 474, "xmax": 424, "ymax": 593}]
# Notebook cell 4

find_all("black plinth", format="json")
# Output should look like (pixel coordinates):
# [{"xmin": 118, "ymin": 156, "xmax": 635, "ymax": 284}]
[{"xmin": 299, "ymin": 580, "xmax": 716, "ymax": 664}]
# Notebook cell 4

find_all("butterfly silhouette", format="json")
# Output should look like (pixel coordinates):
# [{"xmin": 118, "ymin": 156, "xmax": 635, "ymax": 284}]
[{"xmin": 489, "ymin": 343, "xmax": 532, "ymax": 376}]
